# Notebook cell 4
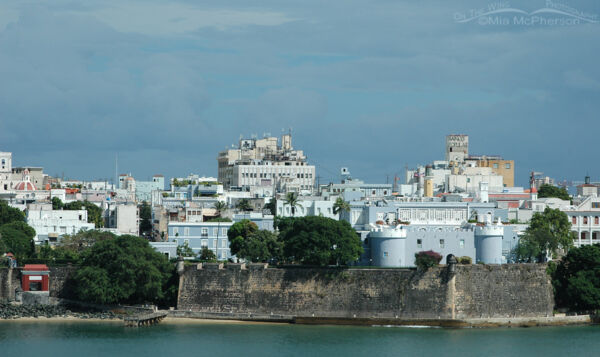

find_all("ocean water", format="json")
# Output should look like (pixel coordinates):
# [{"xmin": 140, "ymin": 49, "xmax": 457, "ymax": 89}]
[{"xmin": 0, "ymin": 320, "xmax": 598, "ymax": 357}]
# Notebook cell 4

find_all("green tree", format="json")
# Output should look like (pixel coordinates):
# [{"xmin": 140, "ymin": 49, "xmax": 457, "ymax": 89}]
[
  {"xmin": 82, "ymin": 201, "xmax": 104, "ymax": 228},
  {"xmin": 199, "ymin": 247, "xmax": 217, "ymax": 262},
  {"xmin": 234, "ymin": 229, "xmax": 282, "ymax": 263},
  {"xmin": 283, "ymin": 192, "xmax": 299, "ymax": 216},
  {"xmin": 63, "ymin": 200, "xmax": 104, "ymax": 228},
  {"xmin": 205, "ymin": 217, "xmax": 232, "ymax": 222},
  {"xmin": 213, "ymin": 201, "xmax": 228, "ymax": 217},
  {"xmin": 0, "ymin": 200, "xmax": 25, "ymax": 226},
  {"xmin": 0, "ymin": 223, "xmax": 35, "ymax": 260},
  {"xmin": 263, "ymin": 198, "xmax": 276, "ymax": 216},
  {"xmin": 552, "ymin": 244, "xmax": 600, "ymax": 312},
  {"xmin": 139, "ymin": 201, "xmax": 152, "ymax": 236},
  {"xmin": 538, "ymin": 184, "xmax": 570, "ymax": 201},
  {"xmin": 277, "ymin": 216, "xmax": 363, "ymax": 266},
  {"xmin": 58, "ymin": 230, "xmax": 117, "ymax": 256},
  {"xmin": 51, "ymin": 197, "xmax": 64, "ymax": 210},
  {"xmin": 73, "ymin": 235, "xmax": 177, "ymax": 306},
  {"xmin": 514, "ymin": 208, "xmax": 573, "ymax": 262},
  {"xmin": 176, "ymin": 241, "xmax": 195, "ymax": 258},
  {"xmin": 236, "ymin": 198, "xmax": 252, "ymax": 212},
  {"xmin": 332, "ymin": 197, "xmax": 350, "ymax": 215},
  {"xmin": 228, "ymin": 219, "xmax": 259, "ymax": 256}
]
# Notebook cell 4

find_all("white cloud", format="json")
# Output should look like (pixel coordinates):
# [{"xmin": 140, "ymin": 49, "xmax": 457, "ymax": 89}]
[{"xmin": 84, "ymin": 2, "xmax": 295, "ymax": 35}]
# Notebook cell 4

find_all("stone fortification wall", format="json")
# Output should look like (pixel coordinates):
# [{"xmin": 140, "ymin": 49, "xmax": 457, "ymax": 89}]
[
  {"xmin": 0, "ymin": 266, "xmax": 77, "ymax": 302},
  {"xmin": 454, "ymin": 264, "xmax": 554, "ymax": 319},
  {"xmin": 178, "ymin": 264, "xmax": 554, "ymax": 320}
]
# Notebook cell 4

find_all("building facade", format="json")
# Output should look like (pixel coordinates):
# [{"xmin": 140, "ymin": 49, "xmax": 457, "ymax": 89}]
[
  {"xmin": 168, "ymin": 221, "xmax": 234, "ymax": 260},
  {"xmin": 218, "ymin": 134, "xmax": 315, "ymax": 192}
]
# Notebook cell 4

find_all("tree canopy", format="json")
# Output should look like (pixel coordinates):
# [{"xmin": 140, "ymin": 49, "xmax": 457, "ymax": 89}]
[
  {"xmin": 551, "ymin": 244, "xmax": 600, "ymax": 312},
  {"xmin": 0, "ymin": 202, "xmax": 34, "ymax": 260},
  {"xmin": 283, "ymin": 192, "xmax": 299, "ymax": 216},
  {"xmin": 277, "ymin": 216, "xmax": 363, "ymax": 266},
  {"xmin": 227, "ymin": 220, "xmax": 281, "ymax": 262},
  {"xmin": 0, "ymin": 224, "xmax": 35, "ymax": 261},
  {"xmin": 538, "ymin": 184, "xmax": 570, "ymax": 201},
  {"xmin": 236, "ymin": 199, "xmax": 252, "ymax": 212},
  {"xmin": 54, "ymin": 198, "xmax": 104, "ymax": 228},
  {"xmin": 73, "ymin": 235, "xmax": 177, "ymax": 306},
  {"xmin": 333, "ymin": 197, "xmax": 350, "ymax": 215},
  {"xmin": 514, "ymin": 208, "xmax": 573, "ymax": 262},
  {"xmin": 0, "ymin": 200, "xmax": 25, "ymax": 226},
  {"xmin": 139, "ymin": 201, "xmax": 152, "ymax": 237}
]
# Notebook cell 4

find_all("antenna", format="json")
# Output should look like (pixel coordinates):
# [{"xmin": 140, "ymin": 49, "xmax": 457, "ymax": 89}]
[{"xmin": 115, "ymin": 154, "xmax": 118, "ymax": 191}]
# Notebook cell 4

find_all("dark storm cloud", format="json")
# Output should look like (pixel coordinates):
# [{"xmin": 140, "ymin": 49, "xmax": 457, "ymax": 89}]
[{"xmin": 0, "ymin": 0, "xmax": 598, "ymax": 185}]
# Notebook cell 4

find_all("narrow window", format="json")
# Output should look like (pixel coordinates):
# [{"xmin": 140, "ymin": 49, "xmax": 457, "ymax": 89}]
[
  {"xmin": 439, "ymin": 239, "xmax": 445, "ymax": 248},
  {"xmin": 417, "ymin": 239, "xmax": 422, "ymax": 248},
  {"xmin": 459, "ymin": 239, "xmax": 465, "ymax": 248}
]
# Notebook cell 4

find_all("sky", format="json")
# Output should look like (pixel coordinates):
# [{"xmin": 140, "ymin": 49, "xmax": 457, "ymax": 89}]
[{"xmin": 0, "ymin": 0, "xmax": 599, "ymax": 187}]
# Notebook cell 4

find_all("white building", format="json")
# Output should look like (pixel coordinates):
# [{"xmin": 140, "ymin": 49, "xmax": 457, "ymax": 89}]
[
  {"xmin": 276, "ymin": 197, "xmax": 338, "ymax": 219},
  {"xmin": 446, "ymin": 167, "xmax": 504, "ymax": 193},
  {"xmin": 563, "ymin": 196, "xmax": 600, "ymax": 247},
  {"xmin": 105, "ymin": 203, "xmax": 139, "ymax": 236},
  {"xmin": 218, "ymin": 133, "xmax": 315, "ymax": 193},
  {"xmin": 26, "ymin": 203, "xmax": 95, "ymax": 244}
]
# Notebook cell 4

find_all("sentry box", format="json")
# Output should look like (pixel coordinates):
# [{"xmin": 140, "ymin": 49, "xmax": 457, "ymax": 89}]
[{"xmin": 22, "ymin": 264, "xmax": 50, "ymax": 292}]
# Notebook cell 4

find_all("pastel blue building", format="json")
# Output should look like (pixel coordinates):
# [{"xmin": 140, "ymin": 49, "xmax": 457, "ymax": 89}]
[{"xmin": 168, "ymin": 221, "xmax": 234, "ymax": 260}]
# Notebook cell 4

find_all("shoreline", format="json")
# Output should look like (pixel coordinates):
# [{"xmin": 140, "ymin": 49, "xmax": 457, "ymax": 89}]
[
  {"xmin": 0, "ymin": 313, "xmax": 595, "ymax": 329},
  {"xmin": 0, "ymin": 316, "xmax": 122, "ymax": 323}
]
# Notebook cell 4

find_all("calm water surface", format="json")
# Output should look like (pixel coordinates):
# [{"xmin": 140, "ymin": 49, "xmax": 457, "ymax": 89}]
[{"xmin": 0, "ymin": 320, "xmax": 598, "ymax": 357}]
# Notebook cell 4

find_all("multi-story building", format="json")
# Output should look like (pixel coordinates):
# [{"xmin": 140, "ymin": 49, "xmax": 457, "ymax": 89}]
[
  {"xmin": 26, "ymin": 203, "xmax": 95, "ymax": 244},
  {"xmin": 105, "ymin": 203, "xmax": 139, "ymax": 236},
  {"xmin": 168, "ymin": 221, "xmax": 234, "ymax": 260},
  {"xmin": 564, "ymin": 196, "xmax": 600, "ymax": 247},
  {"xmin": 445, "ymin": 134, "xmax": 469, "ymax": 164},
  {"xmin": 218, "ymin": 134, "xmax": 315, "ymax": 193},
  {"xmin": 465, "ymin": 155, "xmax": 515, "ymax": 187}
]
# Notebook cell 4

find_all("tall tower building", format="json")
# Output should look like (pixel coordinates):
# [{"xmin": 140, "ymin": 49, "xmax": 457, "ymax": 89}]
[{"xmin": 445, "ymin": 134, "xmax": 469, "ymax": 164}]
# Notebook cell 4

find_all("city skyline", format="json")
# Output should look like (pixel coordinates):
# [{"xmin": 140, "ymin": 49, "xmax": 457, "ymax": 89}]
[{"xmin": 1, "ymin": 0, "xmax": 599, "ymax": 186}]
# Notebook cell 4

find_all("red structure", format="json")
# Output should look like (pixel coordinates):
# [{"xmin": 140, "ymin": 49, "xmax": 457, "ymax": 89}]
[{"xmin": 22, "ymin": 264, "xmax": 50, "ymax": 292}]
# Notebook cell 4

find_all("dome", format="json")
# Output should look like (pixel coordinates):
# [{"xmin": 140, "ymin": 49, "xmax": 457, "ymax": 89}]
[
  {"xmin": 14, "ymin": 181, "xmax": 36, "ymax": 191},
  {"xmin": 14, "ymin": 168, "xmax": 35, "ymax": 191}
]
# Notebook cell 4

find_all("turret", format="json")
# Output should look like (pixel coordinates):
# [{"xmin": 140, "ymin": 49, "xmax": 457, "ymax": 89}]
[
  {"xmin": 368, "ymin": 224, "xmax": 407, "ymax": 267},
  {"xmin": 474, "ymin": 218, "xmax": 504, "ymax": 264}
]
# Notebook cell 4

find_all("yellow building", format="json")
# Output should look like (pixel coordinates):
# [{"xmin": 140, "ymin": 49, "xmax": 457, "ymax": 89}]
[{"xmin": 466, "ymin": 156, "xmax": 515, "ymax": 187}]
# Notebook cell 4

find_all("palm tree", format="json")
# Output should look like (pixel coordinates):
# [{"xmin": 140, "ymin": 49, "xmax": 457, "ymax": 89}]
[
  {"xmin": 214, "ymin": 201, "xmax": 227, "ymax": 217},
  {"xmin": 284, "ymin": 192, "xmax": 299, "ymax": 216},
  {"xmin": 236, "ymin": 198, "xmax": 252, "ymax": 212},
  {"xmin": 333, "ymin": 197, "xmax": 350, "ymax": 216}
]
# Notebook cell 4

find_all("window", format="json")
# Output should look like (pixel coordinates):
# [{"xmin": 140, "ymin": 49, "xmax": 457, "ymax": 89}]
[
  {"xmin": 417, "ymin": 239, "xmax": 422, "ymax": 248},
  {"xmin": 459, "ymin": 239, "xmax": 465, "ymax": 248},
  {"xmin": 184, "ymin": 239, "xmax": 189, "ymax": 245},
  {"xmin": 383, "ymin": 251, "xmax": 389, "ymax": 257},
  {"xmin": 505, "ymin": 163, "xmax": 511, "ymax": 169},
  {"xmin": 201, "ymin": 228, "xmax": 208, "ymax": 237},
  {"xmin": 213, "ymin": 240, "xmax": 217, "ymax": 248},
  {"xmin": 439, "ymin": 239, "xmax": 445, "ymax": 248},
  {"xmin": 493, "ymin": 163, "xmax": 498, "ymax": 169},
  {"xmin": 213, "ymin": 228, "xmax": 218, "ymax": 236},
  {"xmin": 584, "ymin": 217, "xmax": 588, "ymax": 225},
  {"xmin": 572, "ymin": 216, "xmax": 577, "ymax": 224},
  {"xmin": 173, "ymin": 227, "xmax": 179, "ymax": 235},
  {"xmin": 201, "ymin": 239, "xmax": 208, "ymax": 247},
  {"xmin": 222, "ymin": 228, "xmax": 228, "ymax": 236},
  {"xmin": 595, "ymin": 216, "xmax": 599, "ymax": 225},
  {"xmin": 221, "ymin": 239, "xmax": 228, "ymax": 248},
  {"xmin": 184, "ymin": 227, "xmax": 190, "ymax": 236},
  {"xmin": 593, "ymin": 202, "xmax": 600, "ymax": 208}
]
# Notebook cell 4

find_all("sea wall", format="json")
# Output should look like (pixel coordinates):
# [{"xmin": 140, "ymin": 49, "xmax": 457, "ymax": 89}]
[
  {"xmin": 0, "ymin": 266, "xmax": 77, "ymax": 302},
  {"xmin": 177, "ymin": 264, "xmax": 554, "ymax": 320}
]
